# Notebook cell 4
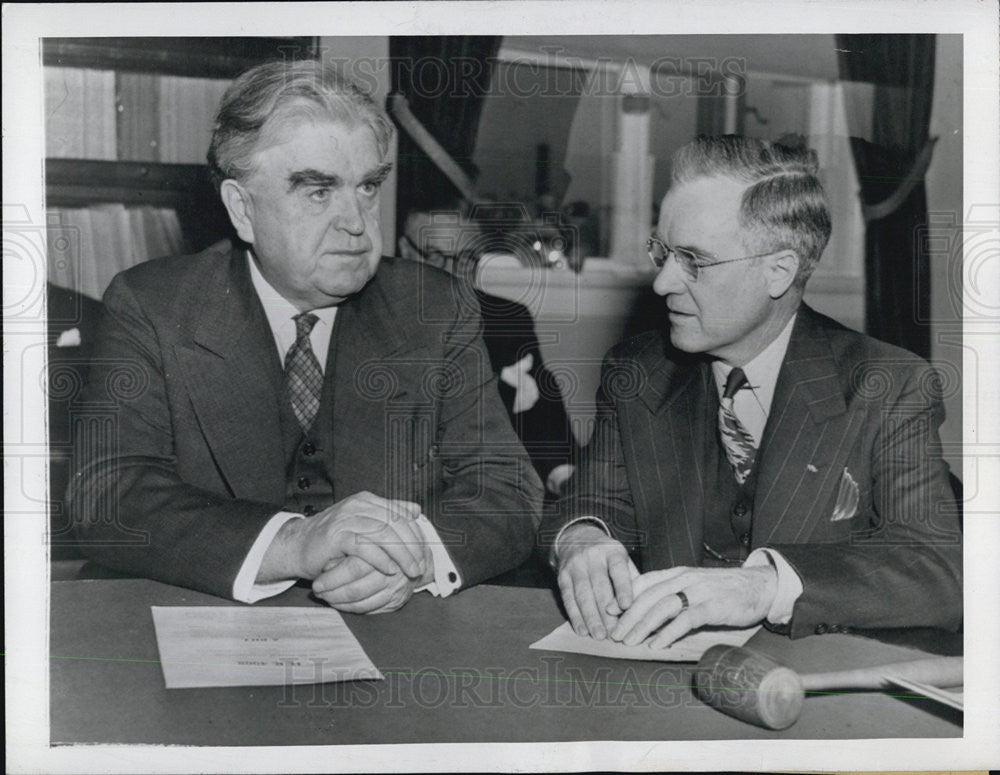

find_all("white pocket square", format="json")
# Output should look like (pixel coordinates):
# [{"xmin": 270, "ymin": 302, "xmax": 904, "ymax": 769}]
[
  {"xmin": 831, "ymin": 467, "xmax": 859, "ymax": 522},
  {"xmin": 56, "ymin": 327, "xmax": 81, "ymax": 348},
  {"xmin": 500, "ymin": 353, "xmax": 538, "ymax": 414}
]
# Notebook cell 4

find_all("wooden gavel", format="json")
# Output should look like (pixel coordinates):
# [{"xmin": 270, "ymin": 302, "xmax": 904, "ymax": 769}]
[{"xmin": 693, "ymin": 644, "xmax": 963, "ymax": 730}]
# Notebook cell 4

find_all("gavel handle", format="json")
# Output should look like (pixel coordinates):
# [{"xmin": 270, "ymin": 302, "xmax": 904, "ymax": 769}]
[{"xmin": 800, "ymin": 656, "xmax": 963, "ymax": 691}]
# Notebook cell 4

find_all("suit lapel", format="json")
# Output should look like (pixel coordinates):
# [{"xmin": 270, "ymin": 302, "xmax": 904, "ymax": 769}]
[
  {"xmin": 328, "ymin": 272, "xmax": 411, "ymax": 498},
  {"xmin": 174, "ymin": 249, "xmax": 287, "ymax": 503},
  {"xmin": 633, "ymin": 346, "xmax": 710, "ymax": 568},
  {"xmin": 753, "ymin": 307, "xmax": 865, "ymax": 544}
]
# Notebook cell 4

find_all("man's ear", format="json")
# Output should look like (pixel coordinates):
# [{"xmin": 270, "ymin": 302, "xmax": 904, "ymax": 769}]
[
  {"xmin": 219, "ymin": 179, "xmax": 255, "ymax": 244},
  {"xmin": 764, "ymin": 249, "xmax": 800, "ymax": 299}
]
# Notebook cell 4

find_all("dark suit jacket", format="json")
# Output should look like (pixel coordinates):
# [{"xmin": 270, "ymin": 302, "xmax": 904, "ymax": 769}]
[
  {"xmin": 69, "ymin": 241, "xmax": 543, "ymax": 599},
  {"xmin": 48, "ymin": 283, "xmax": 103, "ymax": 559},
  {"xmin": 541, "ymin": 305, "xmax": 962, "ymax": 638}
]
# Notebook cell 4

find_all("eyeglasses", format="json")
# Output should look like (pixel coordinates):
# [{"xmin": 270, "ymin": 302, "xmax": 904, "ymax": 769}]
[{"xmin": 646, "ymin": 232, "xmax": 774, "ymax": 282}]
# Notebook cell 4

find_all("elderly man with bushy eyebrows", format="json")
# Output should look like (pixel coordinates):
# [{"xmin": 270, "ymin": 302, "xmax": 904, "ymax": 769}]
[{"xmin": 70, "ymin": 60, "xmax": 543, "ymax": 612}]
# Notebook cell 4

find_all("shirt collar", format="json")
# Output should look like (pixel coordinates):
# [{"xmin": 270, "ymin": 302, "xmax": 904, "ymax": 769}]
[
  {"xmin": 711, "ymin": 313, "xmax": 797, "ymax": 412},
  {"xmin": 246, "ymin": 252, "xmax": 338, "ymax": 334}
]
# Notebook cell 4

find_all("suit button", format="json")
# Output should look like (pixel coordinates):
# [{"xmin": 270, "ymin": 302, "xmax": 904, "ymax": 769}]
[
  {"xmin": 428, "ymin": 444, "xmax": 440, "ymax": 459},
  {"xmin": 303, "ymin": 442, "xmax": 316, "ymax": 456},
  {"xmin": 740, "ymin": 532, "xmax": 750, "ymax": 546},
  {"xmin": 814, "ymin": 623, "xmax": 829, "ymax": 635},
  {"xmin": 733, "ymin": 503, "xmax": 748, "ymax": 517},
  {"xmin": 303, "ymin": 504, "xmax": 316, "ymax": 516},
  {"xmin": 298, "ymin": 476, "xmax": 311, "ymax": 490}
]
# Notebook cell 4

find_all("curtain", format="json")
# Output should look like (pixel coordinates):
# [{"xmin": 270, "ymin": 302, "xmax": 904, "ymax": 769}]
[
  {"xmin": 47, "ymin": 204, "xmax": 185, "ymax": 301},
  {"xmin": 390, "ymin": 36, "xmax": 502, "ymax": 231},
  {"xmin": 836, "ymin": 34, "xmax": 936, "ymax": 358}
]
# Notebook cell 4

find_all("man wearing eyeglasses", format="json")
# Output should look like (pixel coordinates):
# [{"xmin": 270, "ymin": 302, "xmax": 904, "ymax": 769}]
[
  {"xmin": 541, "ymin": 135, "xmax": 961, "ymax": 646},
  {"xmin": 398, "ymin": 207, "xmax": 579, "ymax": 498}
]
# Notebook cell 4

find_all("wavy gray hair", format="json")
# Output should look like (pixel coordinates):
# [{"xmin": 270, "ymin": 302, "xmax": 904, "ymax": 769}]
[
  {"xmin": 670, "ymin": 135, "xmax": 832, "ymax": 287},
  {"xmin": 207, "ymin": 59, "xmax": 394, "ymax": 191}
]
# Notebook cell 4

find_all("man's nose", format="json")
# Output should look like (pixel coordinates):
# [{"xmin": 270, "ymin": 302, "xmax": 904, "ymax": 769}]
[
  {"xmin": 333, "ymin": 192, "xmax": 366, "ymax": 235},
  {"xmin": 652, "ymin": 253, "xmax": 687, "ymax": 296}
]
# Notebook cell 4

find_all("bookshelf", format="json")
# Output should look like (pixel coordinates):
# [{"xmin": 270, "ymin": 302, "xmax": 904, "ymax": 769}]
[
  {"xmin": 43, "ymin": 37, "xmax": 317, "ymax": 79},
  {"xmin": 43, "ymin": 36, "xmax": 318, "ymax": 250},
  {"xmin": 43, "ymin": 38, "xmax": 319, "ymax": 557}
]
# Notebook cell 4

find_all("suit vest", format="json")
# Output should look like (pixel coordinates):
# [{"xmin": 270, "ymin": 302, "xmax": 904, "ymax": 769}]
[{"xmin": 281, "ymin": 328, "xmax": 338, "ymax": 517}]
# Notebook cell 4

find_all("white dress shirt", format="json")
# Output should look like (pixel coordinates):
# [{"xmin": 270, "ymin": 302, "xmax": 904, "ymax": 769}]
[
  {"xmin": 232, "ymin": 253, "xmax": 460, "ymax": 602},
  {"xmin": 555, "ymin": 314, "xmax": 803, "ymax": 625}
]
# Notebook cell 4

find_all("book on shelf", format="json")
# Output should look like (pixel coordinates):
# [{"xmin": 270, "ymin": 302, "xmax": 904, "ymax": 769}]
[
  {"xmin": 45, "ymin": 67, "xmax": 117, "ymax": 160},
  {"xmin": 48, "ymin": 205, "xmax": 183, "ymax": 300}
]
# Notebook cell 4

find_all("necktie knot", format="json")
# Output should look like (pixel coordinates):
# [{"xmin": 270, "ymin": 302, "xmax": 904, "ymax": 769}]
[
  {"xmin": 294, "ymin": 312, "xmax": 319, "ymax": 341},
  {"xmin": 723, "ymin": 367, "xmax": 749, "ymax": 400}
]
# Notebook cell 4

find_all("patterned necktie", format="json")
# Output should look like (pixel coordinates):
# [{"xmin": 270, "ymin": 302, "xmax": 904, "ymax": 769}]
[
  {"xmin": 718, "ymin": 367, "xmax": 757, "ymax": 484},
  {"xmin": 284, "ymin": 312, "xmax": 323, "ymax": 432}
]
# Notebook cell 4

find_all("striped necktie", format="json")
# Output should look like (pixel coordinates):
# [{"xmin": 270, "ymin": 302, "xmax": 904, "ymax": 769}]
[
  {"xmin": 284, "ymin": 312, "xmax": 323, "ymax": 432},
  {"xmin": 718, "ymin": 367, "xmax": 756, "ymax": 484}
]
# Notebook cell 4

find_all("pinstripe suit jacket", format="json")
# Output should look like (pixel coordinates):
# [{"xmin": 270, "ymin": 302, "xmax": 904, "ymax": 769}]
[
  {"xmin": 69, "ymin": 241, "xmax": 543, "ymax": 599},
  {"xmin": 541, "ymin": 305, "xmax": 962, "ymax": 638}
]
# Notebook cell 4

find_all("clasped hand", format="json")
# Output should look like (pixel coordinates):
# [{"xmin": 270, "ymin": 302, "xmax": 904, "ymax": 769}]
[
  {"xmin": 556, "ymin": 525, "xmax": 777, "ymax": 648},
  {"xmin": 267, "ymin": 491, "xmax": 433, "ymax": 614}
]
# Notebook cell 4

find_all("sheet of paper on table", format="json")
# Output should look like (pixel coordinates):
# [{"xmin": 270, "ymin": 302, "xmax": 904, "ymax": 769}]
[
  {"xmin": 151, "ymin": 606, "xmax": 383, "ymax": 689},
  {"xmin": 530, "ymin": 621, "xmax": 761, "ymax": 662}
]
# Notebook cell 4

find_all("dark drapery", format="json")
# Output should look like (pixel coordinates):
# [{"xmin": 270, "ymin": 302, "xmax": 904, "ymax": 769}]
[
  {"xmin": 836, "ymin": 34, "xmax": 936, "ymax": 358},
  {"xmin": 390, "ymin": 36, "xmax": 502, "ymax": 232}
]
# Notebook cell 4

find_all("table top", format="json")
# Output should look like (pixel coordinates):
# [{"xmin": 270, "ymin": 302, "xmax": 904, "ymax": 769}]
[{"xmin": 49, "ymin": 578, "xmax": 962, "ymax": 745}]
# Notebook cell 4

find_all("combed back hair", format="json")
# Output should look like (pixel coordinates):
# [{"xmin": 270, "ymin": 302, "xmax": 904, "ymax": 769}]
[
  {"xmin": 670, "ymin": 135, "xmax": 832, "ymax": 286},
  {"xmin": 207, "ymin": 59, "xmax": 394, "ymax": 191}
]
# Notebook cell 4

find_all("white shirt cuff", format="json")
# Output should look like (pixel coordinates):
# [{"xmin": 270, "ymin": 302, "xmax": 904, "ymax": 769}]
[
  {"xmin": 232, "ymin": 512, "xmax": 304, "ymax": 603},
  {"xmin": 551, "ymin": 515, "xmax": 612, "ymax": 567},
  {"xmin": 744, "ymin": 547, "xmax": 803, "ymax": 625},
  {"xmin": 413, "ymin": 514, "xmax": 462, "ymax": 597}
]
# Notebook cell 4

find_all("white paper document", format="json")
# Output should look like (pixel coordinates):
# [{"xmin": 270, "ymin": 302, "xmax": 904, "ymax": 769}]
[
  {"xmin": 151, "ymin": 606, "xmax": 383, "ymax": 689},
  {"xmin": 530, "ymin": 621, "xmax": 760, "ymax": 662}
]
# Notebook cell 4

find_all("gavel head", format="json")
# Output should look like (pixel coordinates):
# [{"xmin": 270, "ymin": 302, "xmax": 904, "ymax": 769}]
[{"xmin": 694, "ymin": 645, "xmax": 805, "ymax": 730}]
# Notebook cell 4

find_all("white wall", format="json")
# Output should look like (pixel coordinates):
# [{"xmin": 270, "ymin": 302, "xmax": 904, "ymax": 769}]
[
  {"xmin": 479, "ymin": 262, "xmax": 657, "ymax": 443},
  {"xmin": 473, "ymin": 63, "xmax": 584, "ymax": 203}
]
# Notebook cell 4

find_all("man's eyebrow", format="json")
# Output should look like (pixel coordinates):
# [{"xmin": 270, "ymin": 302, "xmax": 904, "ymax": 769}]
[
  {"xmin": 658, "ymin": 231, "xmax": 715, "ymax": 260},
  {"xmin": 363, "ymin": 162, "xmax": 394, "ymax": 186},
  {"xmin": 674, "ymin": 242, "xmax": 716, "ymax": 260},
  {"xmin": 286, "ymin": 163, "xmax": 393, "ymax": 192},
  {"xmin": 287, "ymin": 169, "xmax": 342, "ymax": 191}
]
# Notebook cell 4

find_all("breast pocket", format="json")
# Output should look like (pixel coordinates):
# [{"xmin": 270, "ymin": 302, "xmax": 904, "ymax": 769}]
[{"xmin": 807, "ymin": 462, "xmax": 873, "ymax": 543}]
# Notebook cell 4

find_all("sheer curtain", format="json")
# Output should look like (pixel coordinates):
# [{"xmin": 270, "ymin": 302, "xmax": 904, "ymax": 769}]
[{"xmin": 46, "ymin": 204, "xmax": 185, "ymax": 301}]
